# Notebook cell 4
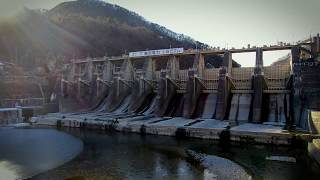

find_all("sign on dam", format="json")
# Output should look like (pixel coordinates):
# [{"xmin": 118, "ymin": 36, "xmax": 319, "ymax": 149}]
[{"xmin": 129, "ymin": 48, "xmax": 184, "ymax": 58}]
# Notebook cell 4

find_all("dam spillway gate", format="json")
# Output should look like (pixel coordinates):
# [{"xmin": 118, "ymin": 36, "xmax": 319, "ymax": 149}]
[{"xmin": 59, "ymin": 35, "xmax": 320, "ymax": 132}]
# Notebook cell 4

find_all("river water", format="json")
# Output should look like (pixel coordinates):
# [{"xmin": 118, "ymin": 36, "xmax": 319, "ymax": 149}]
[{"xmin": 0, "ymin": 127, "xmax": 319, "ymax": 180}]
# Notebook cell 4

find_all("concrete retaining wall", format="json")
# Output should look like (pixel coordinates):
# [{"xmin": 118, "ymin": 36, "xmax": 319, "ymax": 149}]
[
  {"xmin": 201, "ymin": 93, "xmax": 217, "ymax": 119},
  {"xmin": 228, "ymin": 94, "xmax": 239, "ymax": 121},
  {"xmin": 237, "ymin": 94, "xmax": 251, "ymax": 123},
  {"xmin": 267, "ymin": 94, "xmax": 287, "ymax": 123},
  {"xmin": 228, "ymin": 94, "xmax": 251, "ymax": 124},
  {"xmin": 33, "ymin": 113, "xmax": 320, "ymax": 146}
]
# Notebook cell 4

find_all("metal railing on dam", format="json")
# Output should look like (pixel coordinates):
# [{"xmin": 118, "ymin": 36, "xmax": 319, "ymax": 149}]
[{"xmin": 59, "ymin": 34, "xmax": 320, "ymax": 131}]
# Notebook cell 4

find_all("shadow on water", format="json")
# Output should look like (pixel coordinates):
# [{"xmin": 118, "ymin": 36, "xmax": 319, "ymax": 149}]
[
  {"xmin": 218, "ymin": 127, "xmax": 231, "ymax": 153},
  {"xmin": 0, "ymin": 127, "xmax": 83, "ymax": 180}
]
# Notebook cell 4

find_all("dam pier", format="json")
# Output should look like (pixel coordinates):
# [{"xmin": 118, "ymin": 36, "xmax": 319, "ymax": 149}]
[{"xmin": 34, "ymin": 35, "xmax": 320, "ymax": 145}]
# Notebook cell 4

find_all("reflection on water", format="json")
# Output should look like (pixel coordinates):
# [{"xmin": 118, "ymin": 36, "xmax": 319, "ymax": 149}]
[
  {"xmin": 34, "ymin": 129, "xmax": 320, "ymax": 180},
  {"xmin": 34, "ymin": 129, "xmax": 204, "ymax": 180},
  {"xmin": 0, "ymin": 127, "xmax": 319, "ymax": 180},
  {"xmin": 0, "ymin": 128, "xmax": 83, "ymax": 179}
]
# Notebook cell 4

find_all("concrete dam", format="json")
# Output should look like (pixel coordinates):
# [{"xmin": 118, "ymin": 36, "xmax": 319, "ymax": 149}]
[{"xmin": 38, "ymin": 35, "xmax": 320, "ymax": 144}]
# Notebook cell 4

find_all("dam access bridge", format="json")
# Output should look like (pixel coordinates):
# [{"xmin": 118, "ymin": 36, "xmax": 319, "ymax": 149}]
[{"xmin": 59, "ymin": 35, "xmax": 320, "ymax": 131}]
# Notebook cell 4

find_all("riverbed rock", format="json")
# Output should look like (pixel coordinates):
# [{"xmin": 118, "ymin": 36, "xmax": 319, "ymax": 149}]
[{"xmin": 186, "ymin": 150, "xmax": 251, "ymax": 180}]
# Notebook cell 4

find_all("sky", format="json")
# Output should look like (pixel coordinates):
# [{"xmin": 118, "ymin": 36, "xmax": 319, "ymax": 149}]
[{"xmin": 0, "ymin": 0, "xmax": 319, "ymax": 66}]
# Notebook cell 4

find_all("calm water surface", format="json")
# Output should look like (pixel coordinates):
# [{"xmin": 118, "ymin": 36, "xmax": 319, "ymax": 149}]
[
  {"xmin": 0, "ymin": 127, "xmax": 319, "ymax": 180},
  {"xmin": 35, "ymin": 128, "xmax": 320, "ymax": 180}
]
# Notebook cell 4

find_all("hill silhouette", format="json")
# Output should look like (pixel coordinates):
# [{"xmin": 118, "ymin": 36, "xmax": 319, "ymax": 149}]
[{"xmin": 0, "ymin": 0, "xmax": 210, "ymax": 69}]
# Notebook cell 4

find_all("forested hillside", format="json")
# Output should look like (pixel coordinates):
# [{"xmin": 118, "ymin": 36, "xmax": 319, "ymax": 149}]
[{"xmin": 0, "ymin": 0, "xmax": 208, "ymax": 69}]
